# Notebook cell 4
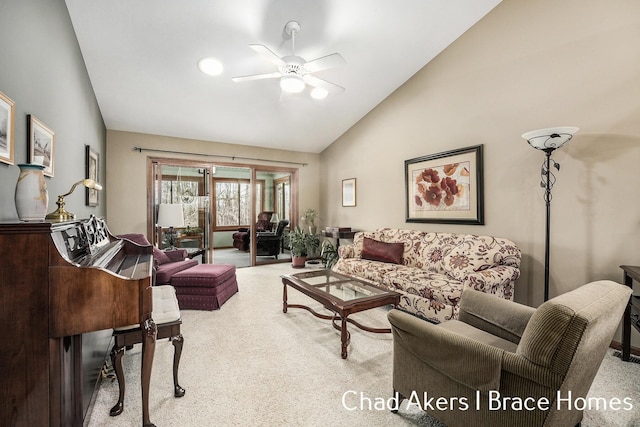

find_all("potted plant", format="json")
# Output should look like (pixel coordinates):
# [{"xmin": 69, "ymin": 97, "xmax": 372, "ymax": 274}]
[
  {"xmin": 289, "ymin": 226, "xmax": 309, "ymax": 268},
  {"xmin": 321, "ymin": 240, "xmax": 339, "ymax": 269},
  {"xmin": 301, "ymin": 208, "xmax": 318, "ymax": 235},
  {"xmin": 288, "ymin": 226, "xmax": 321, "ymax": 268}
]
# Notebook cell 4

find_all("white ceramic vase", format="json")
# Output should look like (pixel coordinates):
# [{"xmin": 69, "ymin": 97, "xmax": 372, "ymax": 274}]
[{"xmin": 15, "ymin": 164, "xmax": 49, "ymax": 221}]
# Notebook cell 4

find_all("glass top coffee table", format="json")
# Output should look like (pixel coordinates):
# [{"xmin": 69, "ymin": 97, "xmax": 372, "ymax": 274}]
[{"xmin": 281, "ymin": 269, "xmax": 400, "ymax": 359}]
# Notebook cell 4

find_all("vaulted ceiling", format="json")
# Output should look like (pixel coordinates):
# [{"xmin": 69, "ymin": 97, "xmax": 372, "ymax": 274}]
[{"xmin": 65, "ymin": 0, "xmax": 501, "ymax": 153}]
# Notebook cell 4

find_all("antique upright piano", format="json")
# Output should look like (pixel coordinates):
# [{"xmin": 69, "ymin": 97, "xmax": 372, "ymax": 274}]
[{"xmin": 0, "ymin": 216, "xmax": 158, "ymax": 427}]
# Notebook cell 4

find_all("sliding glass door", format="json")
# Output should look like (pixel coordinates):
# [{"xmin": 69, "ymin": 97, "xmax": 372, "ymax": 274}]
[
  {"xmin": 148, "ymin": 157, "xmax": 298, "ymax": 267},
  {"xmin": 151, "ymin": 161, "xmax": 212, "ymax": 263}
]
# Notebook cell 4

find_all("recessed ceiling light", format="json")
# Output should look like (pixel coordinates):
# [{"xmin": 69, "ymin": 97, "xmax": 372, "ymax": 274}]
[
  {"xmin": 198, "ymin": 57, "xmax": 223, "ymax": 76},
  {"xmin": 310, "ymin": 87, "xmax": 328, "ymax": 100}
]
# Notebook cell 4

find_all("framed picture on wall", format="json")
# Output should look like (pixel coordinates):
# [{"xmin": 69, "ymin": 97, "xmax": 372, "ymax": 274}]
[
  {"xmin": 86, "ymin": 145, "xmax": 99, "ymax": 206},
  {"xmin": 405, "ymin": 144, "xmax": 484, "ymax": 225},
  {"xmin": 0, "ymin": 91, "xmax": 15, "ymax": 165},
  {"xmin": 28, "ymin": 114, "xmax": 55, "ymax": 177},
  {"xmin": 342, "ymin": 178, "xmax": 356, "ymax": 207}
]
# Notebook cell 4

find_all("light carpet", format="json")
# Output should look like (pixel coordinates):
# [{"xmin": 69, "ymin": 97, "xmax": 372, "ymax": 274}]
[{"xmin": 85, "ymin": 263, "xmax": 640, "ymax": 427}]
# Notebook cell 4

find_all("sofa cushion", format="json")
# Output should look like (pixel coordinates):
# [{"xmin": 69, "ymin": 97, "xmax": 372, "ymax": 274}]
[
  {"xmin": 443, "ymin": 235, "xmax": 519, "ymax": 281},
  {"xmin": 153, "ymin": 246, "xmax": 171, "ymax": 265},
  {"xmin": 361, "ymin": 237, "xmax": 404, "ymax": 264},
  {"xmin": 383, "ymin": 267, "xmax": 463, "ymax": 307}
]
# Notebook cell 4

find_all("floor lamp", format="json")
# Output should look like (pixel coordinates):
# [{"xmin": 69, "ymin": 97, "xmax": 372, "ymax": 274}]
[{"xmin": 522, "ymin": 127, "xmax": 578, "ymax": 302}]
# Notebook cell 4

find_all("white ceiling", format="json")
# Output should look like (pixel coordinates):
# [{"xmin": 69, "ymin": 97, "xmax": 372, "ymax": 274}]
[{"xmin": 65, "ymin": 0, "xmax": 501, "ymax": 153}]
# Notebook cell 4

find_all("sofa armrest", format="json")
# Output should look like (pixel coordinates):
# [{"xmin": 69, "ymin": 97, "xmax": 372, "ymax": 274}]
[
  {"xmin": 463, "ymin": 265, "xmax": 520, "ymax": 300},
  {"xmin": 165, "ymin": 249, "xmax": 188, "ymax": 262},
  {"xmin": 337, "ymin": 243, "xmax": 356, "ymax": 259},
  {"xmin": 388, "ymin": 309, "xmax": 504, "ymax": 392},
  {"xmin": 458, "ymin": 288, "xmax": 535, "ymax": 344}
]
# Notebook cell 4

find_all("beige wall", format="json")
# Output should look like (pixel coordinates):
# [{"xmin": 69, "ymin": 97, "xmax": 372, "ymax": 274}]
[
  {"xmin": 320, "ymin": 0, "xmax": 640, "ymax": 310},
  {"xmin": 106, "ymin": 130, "xmax": 320, "ymax": 235}
]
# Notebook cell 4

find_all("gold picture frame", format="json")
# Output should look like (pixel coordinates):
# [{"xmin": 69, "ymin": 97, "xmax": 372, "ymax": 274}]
[
  {"xmin": 86, "ymin": 145, "xmax": 99, "ymax": 206},
  {"xmin": 342, "ymin": 178, "xmax": 356, "ymax": 207},
  {"xmin": 0, "ymin": 91, "xmax": 15, "ymax": 166},
  {"xmin": 28, "ymin": 115, "xmax": 55, "ymax": 177}
]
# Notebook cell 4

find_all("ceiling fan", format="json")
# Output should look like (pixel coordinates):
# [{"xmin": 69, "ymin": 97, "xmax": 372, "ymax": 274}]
[{"xmin": 232, "ymin": 21, "xmax": 346, "ymax": 99}]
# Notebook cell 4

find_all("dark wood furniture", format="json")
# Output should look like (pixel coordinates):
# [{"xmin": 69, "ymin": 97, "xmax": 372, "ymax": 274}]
[
  {"xmin": 321, "ymin": 229, "xmax": 356, "ymax": 248},
  {"xmin": 281, "ymin": 269, "xmax": 400, "ymax": 359},
  {"xmin": 620, "ymin": 265, "xmax": 640, "ymax": 361},
  {"xmin": 110, "ymin": 285, "xmax": 185, "ymax": 418},
  {"xmin": 0, "ymin": 216, "xmax": 157, "ymax": 427}
]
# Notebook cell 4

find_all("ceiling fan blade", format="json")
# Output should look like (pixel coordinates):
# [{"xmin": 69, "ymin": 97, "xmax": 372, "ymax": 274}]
[
  {"xmin": 249, "ymin": 44, "xmax": 286, "ymax": 67},
  {"xmin": 304, "ymin": 53, "xmax": 346, "ymax": 73},
  {"xmin": 303, "ymin": 74, "xmax": 345, "ymax": 94},
  {"xmin": 232, "ymin": 72, "xmax": 282, "ymax": 82}
]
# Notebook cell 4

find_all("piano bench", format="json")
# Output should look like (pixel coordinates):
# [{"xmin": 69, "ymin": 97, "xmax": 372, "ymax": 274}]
[
  {"xmin": 171, "ymin": 263, "xmax": 238, "ymax": 310},
  {"xmin": 109, "ymin": 285, "xmax": 186, "ymax": 418}
]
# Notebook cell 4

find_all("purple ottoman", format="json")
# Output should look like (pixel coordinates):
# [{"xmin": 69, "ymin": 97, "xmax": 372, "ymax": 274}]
[{"xmin": 170, "ymin": 264, "xmax": 238, "ymax": 310}]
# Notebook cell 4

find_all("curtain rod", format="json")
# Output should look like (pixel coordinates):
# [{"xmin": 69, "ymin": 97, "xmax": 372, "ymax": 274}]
[{"xmin": 132, "ymin": 146, "xmax": 308, "ymax": 167}]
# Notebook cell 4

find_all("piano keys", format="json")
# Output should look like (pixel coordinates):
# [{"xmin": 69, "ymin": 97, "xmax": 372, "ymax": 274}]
[{"xmin": 0, "ymin": 216, "xmax": 157, "ymax": 427}]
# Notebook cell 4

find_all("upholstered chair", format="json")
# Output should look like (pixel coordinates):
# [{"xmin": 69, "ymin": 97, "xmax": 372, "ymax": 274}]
[
  {"xmin": 231, "ymin": 211, "xmax": 274, "ymax": 251},
  {"xmin": 256, "ymin": 219, "xmax": 290, "ymax": 258},
  {"xmin": 387, "ymin": 281, "xmax": 631, "ymax": 427},
  {"xmin": 117, "ymin": 233, "xmax": 197, "ymax": 285}
]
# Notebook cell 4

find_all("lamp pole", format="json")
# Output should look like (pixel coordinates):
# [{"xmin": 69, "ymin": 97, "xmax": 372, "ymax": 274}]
[{"xmin": 543, "ymin": 148, "xmax": 554, "ymax": 302}]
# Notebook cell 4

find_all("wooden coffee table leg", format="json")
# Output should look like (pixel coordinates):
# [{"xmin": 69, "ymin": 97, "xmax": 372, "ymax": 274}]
[
  {"xmin": 341, "ymin": 316, "xmax": 349, "ymax": 359},
  {"xmin": 283, "ymin": 284, "xmax": 288, "ymax": 313}
]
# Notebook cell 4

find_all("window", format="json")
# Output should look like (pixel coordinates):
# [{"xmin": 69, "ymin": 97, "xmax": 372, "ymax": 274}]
[{"xmin": 213, "ymin": 178, "xmax": 263, "ymax": 230}]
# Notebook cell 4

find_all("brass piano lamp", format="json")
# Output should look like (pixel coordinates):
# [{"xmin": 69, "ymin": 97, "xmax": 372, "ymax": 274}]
[{"xmin": 46, "ymin": 178, "xmax": 103, "ymax": 221}]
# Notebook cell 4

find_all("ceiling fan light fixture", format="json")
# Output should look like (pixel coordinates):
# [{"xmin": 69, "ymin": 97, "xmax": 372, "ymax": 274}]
[
  {"xmin": 280, "ymin": 74, "xmax": 305, "ymax": 93},
  {"xmin": 198, "ymin": 57, "xmax": 224, "ymax": 76},
  {"xmin": 310, "ymin": 87, "xmax": 328, "ymax": 100}
]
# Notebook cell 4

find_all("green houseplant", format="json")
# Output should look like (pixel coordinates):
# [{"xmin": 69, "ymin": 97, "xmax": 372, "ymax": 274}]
[
  {"xmin": 321, "ymin": 240, "xmax": 339, "ymax": 269},
  {"xmin": 289, "ymin": 226, "xmax": 321, "ymax": 268},
  {"xmin": 300, "ymin": 208, "xmax": 318, "ymax": 235}
]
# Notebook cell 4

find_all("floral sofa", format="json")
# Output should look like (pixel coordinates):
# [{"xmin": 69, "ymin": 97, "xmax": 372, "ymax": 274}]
[{"xmin": 332, "ymin": 228, "xmax": 521, "ymax": 323}]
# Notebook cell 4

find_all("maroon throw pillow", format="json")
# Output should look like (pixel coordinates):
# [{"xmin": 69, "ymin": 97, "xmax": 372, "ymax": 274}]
[
  {"xmin": 361, "ymin": 237, "xmax": 404, "ymax": 265},
  {"xmin": 153, "ymin": 246, "xmax": 171, "ymax": 265}
]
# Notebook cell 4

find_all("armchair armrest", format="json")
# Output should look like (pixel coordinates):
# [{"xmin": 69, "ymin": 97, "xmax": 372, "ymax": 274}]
[
  {"xmin": 388, "ymin": 309, "xmax": 504, "ymax": 392},
  {"xmin": 458, "ymin": 288, "xmax": 535, "ymax": 344},
  {"xmin": 165, "ymin": 249, "xmax": 188, "ymax": 262}
]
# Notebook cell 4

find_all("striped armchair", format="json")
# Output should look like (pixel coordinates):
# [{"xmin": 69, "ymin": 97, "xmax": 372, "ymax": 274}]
[{"xmin": 388, "ymin": 280, "xmax": 631, "ymax": 427}]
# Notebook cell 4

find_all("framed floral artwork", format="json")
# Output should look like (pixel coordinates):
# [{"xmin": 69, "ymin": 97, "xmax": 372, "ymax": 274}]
[
  {"xmin": 28, "ymin": 115, "xmax": 55, "ymax": 177},
  {"xmin": 0, "ymin": 91, "xmax": 15, "ymax": 166},
  {"xmin": 405, "ymin": 144, "xmax": 484, "ymax": 225},
  {"xmin": 86, "ymin": 145, "xmax": 99, "ymax": 206}
]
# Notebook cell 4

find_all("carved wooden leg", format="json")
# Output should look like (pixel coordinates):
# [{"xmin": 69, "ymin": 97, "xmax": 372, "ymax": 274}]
[
  {"xmin": 341, "ymin": 316, "xmax": 349, "ymax": 359},
  {"xmin": 141, "ymin": 318, "xmax": 157, "ymax": 427},
  {"xmin": 109, "ymin": 345, "xmax": 126, "ymax": 417},
  {"xmin": 282, "ymin": 284, "xmax": 288, "ymax": 313},
  {"xmin": 172, "ymin": 334, "xmax": 185, "ymax": 397}
]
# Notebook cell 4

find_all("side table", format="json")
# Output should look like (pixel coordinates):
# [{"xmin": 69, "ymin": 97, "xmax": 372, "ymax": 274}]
[
  {"xmin": 321, "ymin": 230, "xmax": 356, "ymax": 248},
  {"xmin": 619, "ymin": 265, "xmax": 640, "ymax": 361}
]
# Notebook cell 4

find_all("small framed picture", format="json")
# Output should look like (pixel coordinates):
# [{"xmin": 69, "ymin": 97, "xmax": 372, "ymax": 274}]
[
  {"xmin": 0, "ymin": 91, "xmax": 15, "ymax": 166},
  {"xmin": 86, "ymin": 145, "xmax": 99, "ymax": 206},
  {"xmin": 342, "ymin": 178, "xmax": 356, "ymax": 207},
  {"xmin": 28, "ymin": 115, "xmax": 55, "ymax": 177}
]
